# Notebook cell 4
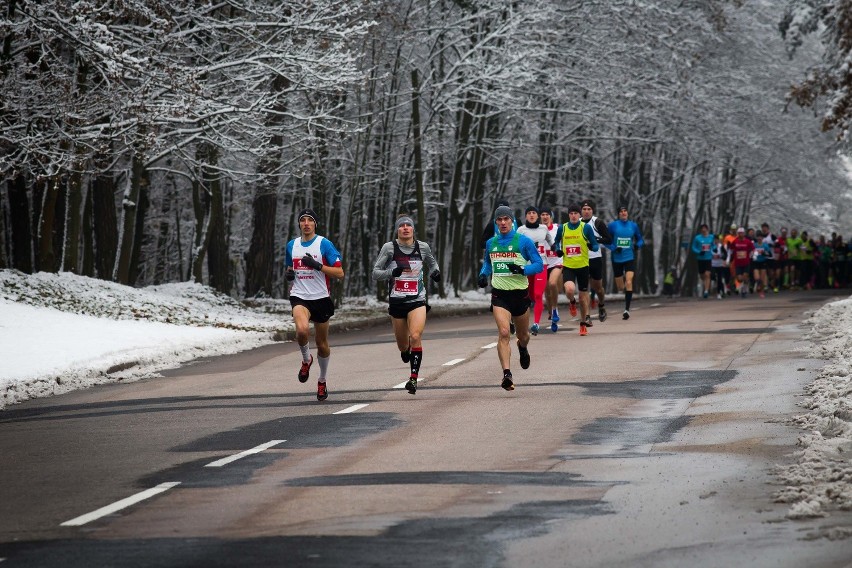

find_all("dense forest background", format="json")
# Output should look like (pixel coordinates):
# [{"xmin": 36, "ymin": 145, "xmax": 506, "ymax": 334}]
[{"xmin": 2, "ymin": 0, "xmax": 851, "ymax": 300}]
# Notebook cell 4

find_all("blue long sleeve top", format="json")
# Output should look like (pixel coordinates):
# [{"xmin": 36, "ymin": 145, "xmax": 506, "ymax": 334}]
[{"xmin": 607, "ymin": 219, "xmax": 644, "ymax": 263}]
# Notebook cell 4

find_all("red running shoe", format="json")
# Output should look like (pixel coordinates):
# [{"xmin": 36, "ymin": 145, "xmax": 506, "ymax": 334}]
[
  {"xmin": 317, "ymin": 381, "xmax": 328, "ymax": 401},
  {"xmin": 298, "ymin": 355, "xmax": 313, "ymax": 383},
  {"xmin": 579, "ymin": 323, "xmax": 588, "ymax": 336},
  {"xmin": 569, "ymin": 301, "xmax": 578, "ymax": 317}
]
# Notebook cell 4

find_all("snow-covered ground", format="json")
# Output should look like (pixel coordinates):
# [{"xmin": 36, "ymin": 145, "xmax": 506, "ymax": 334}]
[{"xmin": 0, "ymin": 269, "xmax": 850, "ymax": 525}]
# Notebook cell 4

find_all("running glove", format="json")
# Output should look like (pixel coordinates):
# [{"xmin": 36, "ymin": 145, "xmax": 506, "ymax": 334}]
[
  {"xmin": 506, "ymin": 263, "xmax": 525, "ymax": 274},
  {"xmin": 615, "ymin": 246, "xmax": 623, "ymax": 253},
  {"xmin": 285, "ymin": 268, "xmax": 295, "ymax": 281},
  {"xmin": 302, "ymin": 255, "xmax": 323, "ymax": 270},
  {"xmin": 551, "ymin": 245, "xmax": 563, "ymax": 257},
  {"xmin": 430, "ymin": 270, "xmax": 441, "ymax": 283},
  {"xmin": 478, "ymin": 275, "xmax": 488, "ymax": 288}
]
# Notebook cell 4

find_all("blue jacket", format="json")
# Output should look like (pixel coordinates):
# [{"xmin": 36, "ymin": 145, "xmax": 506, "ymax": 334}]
[
  {"xmin": 607, "ymin": 220, "xmax": 644, "ymax": 263},
  {"xmin": 479, "ymin": 229, "xmax": 544, "ymax": 277},
  {"xmin": 691, "ymin": 233, "xmax": 714, "ymax": 261}
]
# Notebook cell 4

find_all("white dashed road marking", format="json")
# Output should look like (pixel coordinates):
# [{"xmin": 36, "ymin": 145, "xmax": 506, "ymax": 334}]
[
  {"xmin": 334, "ymin": 404, "xmax": 369, "ymax": 414},
  {"xmin": 482, "ymin": 342, "xmax": 498, "ymax": 349},
  {"xmin": 443, "ymin": 358, "xmax": 465, "ymax": 366},
  {"xmin": 60, "ymin": 482, "xmax": 181, "ymax": 527},
  {"xmin": 205, "ymin": 440, "xmax": 286, "ymax": 468}
]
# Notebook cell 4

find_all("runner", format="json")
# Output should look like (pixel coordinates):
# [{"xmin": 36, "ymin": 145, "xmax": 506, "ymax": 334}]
[
  {"xmin": 539, "ymin": 207, "xmax": 563, "ymax": 332},
  {"xmin": 554, "ymin": 203, "xmax": 600, "ymax": 336},
  {"xmin": 751, "ymin": 232, "xmax": 769, "ymax": 298},
  {"xmin": 711, "ymin": 234, "xmax": 729, "ymax": 299},
  {"xmin": 516, "ymin": 206, "xmax": 554, "ymax": 335},
  {"xmin": 580, "ymin": 199, "xmax": 612, "ymax": 324},
  {"xmin": 786, "ymin": 228, "xmax": 803, "ymax": 290},
  {"xmin": 691, "ymin": 224, "xmax": 714, "ymax": 299},
  {"xmin": 729, "ymin": 227, "xmax": 754, "ymax": 297},
  {"xmin": 285, "ymin": 208, "xmax": 345, "ymax": 401},
  {"xmin": 372, "ymin": 215, "xmax": 441, "ymax": 394},
  {"xmin": 478, "ymin": 205, "xmax": 543, "ymax": 391},
  {"xmin": 607, "ymin": 205, "xmax": 645, "ymax": 320}
]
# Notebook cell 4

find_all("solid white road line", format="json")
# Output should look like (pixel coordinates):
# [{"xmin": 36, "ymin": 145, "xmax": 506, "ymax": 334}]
[
  {"xmin": 393, "ymin": 381, "xmax": 409, "ymax": 389},
  {"xmin": 482, "ymin": 342, "xmax": 498, "ymax": 349},
  {"xmin": 60, "ymin": 482, "xmax": 181, "ymax": 527},
  {"xmin": 204, "ymin": 440, "xmax": 286, "ymax": 468},
  {"xmin": 334, "ymin": 403, "xmax": 369, "ymax": 414},
  {"xmin": 443, "ymin": 358, "xmax": 465, "ymax": 366}
]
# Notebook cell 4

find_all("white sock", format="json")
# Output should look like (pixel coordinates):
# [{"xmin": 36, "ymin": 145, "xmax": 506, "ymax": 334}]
[
  {"xmin": 318, "ymin": 356, "xmax": 330, "ymax": 382},
  {"xmin": 299, "ymin": 343, "xmax": 311, "ymax": 362}
]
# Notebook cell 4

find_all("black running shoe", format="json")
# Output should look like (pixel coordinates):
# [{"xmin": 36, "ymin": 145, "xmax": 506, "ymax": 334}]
[
  {"xmin": 598, "ymin": 306, "xmax": 607, "ymax": 322},
  {"xmin": 501, "ymin": 371, "xmax": 514, "ymax": 391},
  {"xmin": 622, "ymin": 310, "xmax": 630, "ymax": 320},
  {"xmin": 298, "ymin": 355, "xmax": 313, "ymax": 383},
  {"xmin": 584, "ymin": 315, "xmax": 593, "ymax": 327},
  {"xmin": 316, "ymin": 381, "xmax": 328, "ymax": 401},
  {"xmin": 405, "ymin": 377, "xmax": 417, "ymax": 394},
  {"xmin": 518, "ymin": 343, "xmax": 530, "ymax": 369},
  {"xmin": 401, "ymin": 349, "xmax": 411, "ymax": 363}
]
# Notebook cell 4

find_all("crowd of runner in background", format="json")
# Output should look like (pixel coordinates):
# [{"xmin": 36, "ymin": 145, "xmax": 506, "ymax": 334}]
[{"xmin": 691, "ymin": 222, "xmax": 851, "ymax": 299}]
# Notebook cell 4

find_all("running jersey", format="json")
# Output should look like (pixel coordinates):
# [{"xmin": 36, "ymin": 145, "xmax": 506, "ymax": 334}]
[
  {"xmin": 730, "ymin": 237, "xmax": 755, "ymax": 267},
  {"xmin": 607, "ymin": 219, "xmax": 644, "ymax": 263},
  {"xmin": 516, "ymin": 223, "xmax": 552, "ymax": 269},
  {"xmin": 583, "ymin": 216, "xmax": 607, "ymax": 260},
  {"xmin": 775, "ymin": 236, "xmax": 788, "ymax": 261},
  {"xmin": 711, "ymin": 243, "xmax": 727, "ymax": 268},
  {"xmin": 691, "ymin": 233, "xmax": 714, "ymax": 261},
  {"xmin": 752, "ymin": 242, "xmax": 769, "ymax": 263},
  {"xmin": 287, "ymin": 235, "xmax": 341, "ymax": 300},
  {"xmin": 389, "ymin": 240, "xmax": 425, "ymax": 304},
  {"xmin": 489, "ymin": 233, "xmax": 528, "ymax": 290},
  {"xmin": 559, "ymin": 221, "xmax": 594, "ymax": 269},
  {"xmin": 786, "ymin": 236, "xmax": 802, "ymax": 260},
  {"xmin": 544, "ymin": 223, "xmax": 561, "ymax": 268}
]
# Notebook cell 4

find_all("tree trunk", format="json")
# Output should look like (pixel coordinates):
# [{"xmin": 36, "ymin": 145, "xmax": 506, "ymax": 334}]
[
  {"xmin": 115, "ymin": 153, "xmax": 143, "ymax": 284},
  {"xmin": 206, "ymin": 148, "xmax": 230, "ymax": 294},
  {"xmin": 36, "ymin": 177, "xmax": 60, "ymax": 272},
  {"xmin": 62, "ymin": 167, "xmax": 83, "ymax": 274},
  {"xmin": 91, "ymin": 169, "xmax": 118, "ymax": 280},
  {"xmin": 128, "ymin": 166, "xmax": 149, "ymax": 286},
  {"xmin": 7, "ymin": 175, "xmax": 32, "ymax": 273}
]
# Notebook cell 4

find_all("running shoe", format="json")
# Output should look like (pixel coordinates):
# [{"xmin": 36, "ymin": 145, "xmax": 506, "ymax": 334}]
[
  {"xmin": 518, "ymin": 343, "xmax": 530, "ymax": 369},
  {"xmin": 401, "ymin": 349, "xmax": 411, "ymax": 363},
  {"xmin": 551, "ymin": 308, "xmax": 559, "ymax": 321},
  {"xmin": 584, "ymin": 315, "xmax": 593, "ymax": 327},
  {"xmin": 598, "ymin": 306, "xmax": 607, "ymax": 322},
  {"xmin": 717, "ymin": 293, "xmax": 722, "ymax": 300},
  {"xmin": 405, "ymin": 377, "xmax": 417, "ymax": 394},
  {"xmin": 316, "ymin": 381, "xmax": 328, "ymax": 401},
  {"xmin": 703, "ymin": 291, "xmax": 709, "ymax": 299},
  {"xmin": 591, "ymin": 299, "xmax": 598, "ymax": 309},
  {"xmin": 550, "ymin": 311, "xmax": 559, "ymax": 333},
  {"xmin": 622, "ymin": 310, "xmax": 630, "ymax": 320},
  {"xmin": 569, "ymin": 301, "xmax": 578, "ymax": 317},
  {"xmin": 759, "ymin": 291, "xmax": 765, "ymax": 298},
  {"xmin": 298, "ymin": 355, "xmax": 313, "ymax": 383},
  {"xmin": 501, "ymin": 371, "xmax": 515, "ymax": 391},
  {"xmin": 530, "ymin": 323, "xmax": 539, "ymax": 336},
  {"xmin": 579, "ymin": 322, "xmax": 588, "ymax": 336}
]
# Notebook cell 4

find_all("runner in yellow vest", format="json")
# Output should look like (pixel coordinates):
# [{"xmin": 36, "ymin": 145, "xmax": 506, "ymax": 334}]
[
  {"xmin": 553, "ymin": 203, "xmax": 600, "ymax": 336},
  {"xmin": 478, "ymin": 205, "xmax": 544, "ymax": 391}
]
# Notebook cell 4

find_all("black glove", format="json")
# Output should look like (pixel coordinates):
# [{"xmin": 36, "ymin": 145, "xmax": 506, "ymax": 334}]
[
  {"xmin": 430, "ymin": 270, "xmax": 441, "ymax": 283},
  {"xmin": 478, "ymin": 274, "xmax": 488, "ymax": 288},
  {"xmin": 615, "ymin": 246, "xmax": 623, "ymax": 253},
  {"xmin": 391, "ymin": 266, "xmax": 405, "ymax": 277},
  {"xmin": 285, "ymin": 268, "xmax": 295, "ymax": 282},
  {"xmin": 554, "ymin": 249, "xmax": 563, "ymax": 257},
  {"xmin": 506, "ymin": 263, "xmax": 525, "ymax": 274},
  {"xmin": 302, "ymin": 255, "xmax": 323, "ymax": 270}
]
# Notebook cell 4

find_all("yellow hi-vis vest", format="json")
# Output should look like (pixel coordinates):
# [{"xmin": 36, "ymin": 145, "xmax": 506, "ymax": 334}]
[{"xmin": 561, "ymin": 222, "xmax": 590, "ymax": 269}]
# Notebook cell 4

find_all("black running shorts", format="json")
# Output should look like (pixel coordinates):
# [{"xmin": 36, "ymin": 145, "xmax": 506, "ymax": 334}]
[
  {"xmin": 290, "ymin": 296, "xmax": 335, "ymax": 324},
  {"xmin": 611, "ymin": 259, "xmax": 636, "ymax": 277},
  {"xmin": 562, "ymin": 266, "xmax": 590, "ymax": 292},
  {"xmin": 697, "ymin": 259, "xmax": 711, "ymax": 274},
  {"xmin": 388, "ymin": 301, "xmax": 429, "ymax": 319},
  {"xmin": 588, "ymin": 257, "xmax": 603, "ymax": 281},
  {"xmin": 491, "ymin": 288, "xmax": 531, "ymax": 318}
]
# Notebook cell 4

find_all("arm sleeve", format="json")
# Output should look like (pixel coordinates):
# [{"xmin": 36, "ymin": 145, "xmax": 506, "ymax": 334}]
[
  {"xmin": 480, "ymin": 240, "xmax": 493, "ymax": 277},
  {"xmin": 320, "ymin": 239, "xmax": 343, "ymax": 267},
  {"xmin": 371, "ymin": 242, "xmax": 396, "ymax": 282},
  {"xmin": 553, "ymin": 225, "xmax": 563, "ymax": 252},
  {"xmin": 691, "ymin": 235, "xmax": 701, "ymax": 255},
  {"xmin": 285, "ymin": 241, "xmax": 294, "ymax": 267},
  {"xmin": 595, "ymin": 219, "xmax": 612, "ymax": 245},
  {"xmin": 419, "ymin": 242, "xmax": 440, "ymax": 276},
  {"xmin": 634, "ymin": 224, "xmax": 645, "ymax": 248}
]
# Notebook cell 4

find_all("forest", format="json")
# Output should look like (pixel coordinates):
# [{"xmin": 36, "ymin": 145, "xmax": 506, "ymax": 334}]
[{"xmin": 2, "ymin": 0, "xmax": 851, "ymax": 300}]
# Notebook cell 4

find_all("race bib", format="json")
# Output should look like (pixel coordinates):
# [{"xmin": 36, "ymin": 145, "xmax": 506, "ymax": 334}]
[
  {"xmin": 393, "ymin": 277, "xmax": 419, "ymax": 295},
  {"xmin": 701, "ymin": 243, "xmax": 711, "ymax": 252},
  {"xmin": 565, "ymin": 245, "xmax": 582, "ymax": 257},
  {"xmin": 616, "ymin": 237, "xmax": 632, "ymax": 248},
  {"xmin": 736, "ymin": 250, "xmax": 746, "ymax": 259}
]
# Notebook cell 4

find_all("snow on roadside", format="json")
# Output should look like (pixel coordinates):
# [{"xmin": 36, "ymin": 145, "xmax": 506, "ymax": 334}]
[{"xmin": 773, "ymin": 296, "xmax": 852, "ymax": 525}]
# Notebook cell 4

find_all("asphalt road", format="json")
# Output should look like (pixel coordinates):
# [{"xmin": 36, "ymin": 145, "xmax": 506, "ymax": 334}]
[{"xmin": 1, "ymin": 290, "xmax": 852, "ymax": 567}]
